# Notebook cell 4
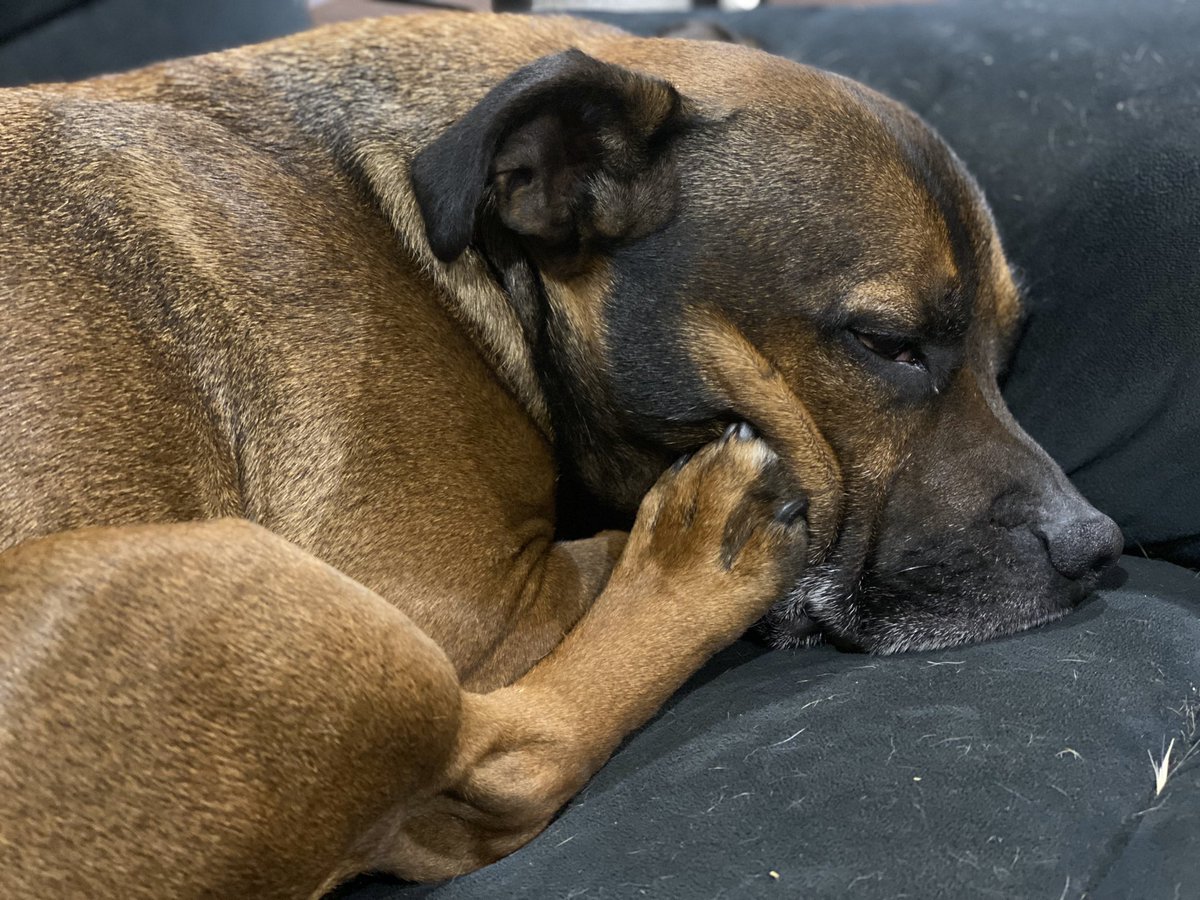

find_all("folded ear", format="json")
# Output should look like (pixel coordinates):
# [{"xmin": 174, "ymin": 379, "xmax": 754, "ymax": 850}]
[{"xmin": 411, "ymin": 49, "xmax": 688, "ymax": 266}]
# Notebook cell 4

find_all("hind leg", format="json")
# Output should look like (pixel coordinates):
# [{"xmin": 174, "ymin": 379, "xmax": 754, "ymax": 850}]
[{"xmin": 0, "ymin": 518, "xmax": 467, "ymax": 900}]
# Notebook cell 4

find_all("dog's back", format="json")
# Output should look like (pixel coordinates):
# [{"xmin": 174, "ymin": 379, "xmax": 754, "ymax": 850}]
[{"xmin": 0, "ymin": 61, "xmax": 557, "ymax": 667}]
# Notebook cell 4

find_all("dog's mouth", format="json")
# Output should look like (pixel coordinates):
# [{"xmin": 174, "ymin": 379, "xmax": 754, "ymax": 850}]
[
  {"xmin": 757, "ymin": 607, "xmax": 826, "ymax": 649},
  {"xmin": 756, "ymin": 556, "xmax": 1113, "ymax": 654},
  {"xmin": 755, "ymin": 561, "xmax": 844, "ymax": 650}
]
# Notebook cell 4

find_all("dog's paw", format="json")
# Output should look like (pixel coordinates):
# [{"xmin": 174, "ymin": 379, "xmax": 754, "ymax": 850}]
[{"xmin": 617, "ymin": 423, "xmax": 809, "ymax": 628}]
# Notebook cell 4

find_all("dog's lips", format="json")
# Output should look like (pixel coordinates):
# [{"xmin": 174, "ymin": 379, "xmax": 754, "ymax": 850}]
[
  {"xmin": 759, "ymin": 602, "xmax": 826, "ymax": 649},
  {"xmin": 759, "ymin": 553, "xmax": 1112, "ymax": 654}
]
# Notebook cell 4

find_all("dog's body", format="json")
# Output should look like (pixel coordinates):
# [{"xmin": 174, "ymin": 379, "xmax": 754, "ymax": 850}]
[{"xmin": 0, "ymin": 14, "xmax": 1120, "ymax": 898}]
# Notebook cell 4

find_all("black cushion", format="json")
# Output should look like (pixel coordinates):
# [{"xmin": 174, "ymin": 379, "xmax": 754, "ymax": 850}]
[
  {"xmin": 0, "ymin": 1, "xmax": 83, "ymax": 44},
  {"xmin": 337, "ymin": 557, "xmax": 1199, "ymax": 899},
  {"xmin": 0, "ymin": 0, "xmax": 310, "ymax": 87}
]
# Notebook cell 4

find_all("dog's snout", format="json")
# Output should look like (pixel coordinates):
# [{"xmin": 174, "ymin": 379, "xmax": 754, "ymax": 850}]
[{"xmin": 1033, "ymin": 508, "xmax": 1123, "ymax": 581}]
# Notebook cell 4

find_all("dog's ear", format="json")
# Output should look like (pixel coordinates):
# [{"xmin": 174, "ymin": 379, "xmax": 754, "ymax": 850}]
[{"xmin": 412, "ymin": 49, "xmax": 687, "ymax": 266}]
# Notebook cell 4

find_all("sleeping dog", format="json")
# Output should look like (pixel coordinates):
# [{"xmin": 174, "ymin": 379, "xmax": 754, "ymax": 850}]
[{"xmin": 0, "ymin": 14, "xmax": 1121, "ymax": 898}]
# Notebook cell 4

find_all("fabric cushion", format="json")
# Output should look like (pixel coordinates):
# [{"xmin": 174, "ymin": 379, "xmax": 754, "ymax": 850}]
[
  {"xmin": 0, "ymin": 0, "xmax": 310, "ymax": 87},
  {"xmin": 337, "ymin": 556, "xmax": 1199, "ymax": 899},
  {"xmin": 0, "ymin": 1, "xmax": 84, "ymax": 45},
  {"xmin": 596, "ymin": 0, "xmax": 1200, "ymax": 569}
]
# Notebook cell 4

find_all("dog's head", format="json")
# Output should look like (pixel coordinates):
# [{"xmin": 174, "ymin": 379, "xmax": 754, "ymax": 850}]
[{"xmin": 410, "ymin": 34, "xmax": 1122, "ymax": 653}]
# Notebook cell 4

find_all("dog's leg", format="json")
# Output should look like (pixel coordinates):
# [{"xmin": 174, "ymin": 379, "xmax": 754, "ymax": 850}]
[
  {"xmin": 460, "ymin": 529, "xmax": 629, "ymax": 691},
  {"xmin": 0, "ymin": 429, "xmax": 829, "ymax": 896},
  {"xmin": 0, "ymin": 519, "xmax": 470, "ymax": 900},
  {"xmin": 368, "ymin": 424, "xmax": 824, "ymax": 880}
]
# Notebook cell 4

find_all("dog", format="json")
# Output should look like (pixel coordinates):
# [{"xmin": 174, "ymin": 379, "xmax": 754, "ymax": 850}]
[{"xmin": 0, "ymin": 13, "xmax": 1122, "ymax": 898}]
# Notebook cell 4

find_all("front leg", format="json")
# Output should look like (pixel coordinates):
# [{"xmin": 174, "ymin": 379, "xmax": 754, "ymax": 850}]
[
  {"xmin": 465, "ymin": 529, "xmax": 628, "ymax": 691},
  {"xmin": 387, "ymin": 423, "xmax": 833, "ymax": 879}
]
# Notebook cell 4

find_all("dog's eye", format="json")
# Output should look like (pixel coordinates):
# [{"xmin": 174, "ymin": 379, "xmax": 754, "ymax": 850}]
[{"xmin": 852, "ymin": 330, "xmax": 924, "ymax": 367}]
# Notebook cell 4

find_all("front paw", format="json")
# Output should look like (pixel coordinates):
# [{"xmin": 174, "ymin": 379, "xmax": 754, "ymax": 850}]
[{"xmin": 617, "ymin": 423, "xmax": 809, "ymax": 628}]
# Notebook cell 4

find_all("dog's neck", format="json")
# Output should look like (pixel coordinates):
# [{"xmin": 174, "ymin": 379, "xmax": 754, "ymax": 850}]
[
  {"xmin": 297, "ymin": 25, "xmax": 643, "ymax": 478},
  {"xmin": 469, "ymin": 220, "xmax": 666, "ymax": 517},
  {"xmin": 367, "ymin": 162, "xmax": 555, "ymax": 435},
  {"xmin": 349, "ymin": 118, "xmax": 655, "ymax": 508}
]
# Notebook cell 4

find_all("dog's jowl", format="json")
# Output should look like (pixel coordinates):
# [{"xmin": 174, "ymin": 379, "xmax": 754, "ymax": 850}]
[{"xmin": 0, "ymin": 14, "xmax": 1119, "ymax": 899}]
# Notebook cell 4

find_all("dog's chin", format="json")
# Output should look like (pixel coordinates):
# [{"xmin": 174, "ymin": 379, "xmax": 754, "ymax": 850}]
[
  {"xmin": 756, "ymin": 607, "xmax": 826, "ymax": 649},
  {"xmin": 852, "ymin": 605, "xmax": 1075, "ymax": 655},
  {"xmin": 756, "ymin": 562, "xmax": 844, "ymax": 649},
  {"xmin": 759, "ymin": 561, "xmax": 1103, "ymax": 654}
]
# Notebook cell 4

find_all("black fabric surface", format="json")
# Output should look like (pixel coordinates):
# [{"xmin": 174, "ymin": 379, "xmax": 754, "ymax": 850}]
[
  {"xmin": 341, "ymin": 557, "xmax": 1199, "ymax": 899},
  {"xmin": 597, "ymin": 0, "xmax": 1200, "ymax": 569},
  {"xmin": 0, "ymin": 1, "xmax": 83, "ymax": 44},
  {"xmin": 0, "ymin": 0, "xmax": 310, "ymax": 87}
]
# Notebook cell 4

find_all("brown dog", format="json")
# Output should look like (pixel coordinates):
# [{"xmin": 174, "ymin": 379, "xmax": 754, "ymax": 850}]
[{"xmin": 0, "ymin": 13, "xmax": 1120, "ymax": 899}]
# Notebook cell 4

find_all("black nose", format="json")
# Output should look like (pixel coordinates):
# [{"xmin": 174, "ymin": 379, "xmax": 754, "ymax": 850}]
[{"xmin": 1033, "ymin": 509, "xmax": 1124, "ymax": 580}]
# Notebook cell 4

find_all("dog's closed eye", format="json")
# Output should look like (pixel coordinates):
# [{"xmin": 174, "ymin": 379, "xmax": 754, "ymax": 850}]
[{"xmin": 851, "ymin": 329, "xmax": 925, "ymax": 368}]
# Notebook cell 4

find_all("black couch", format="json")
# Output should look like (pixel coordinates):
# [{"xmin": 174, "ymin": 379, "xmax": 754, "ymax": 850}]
[
  {"xmin": 5, "ymin": 2, "xmax": 1197, "ymax": 898},
  {"xmin": 0, "ymin": 0, "xmax": 308, "ymax": 87}
]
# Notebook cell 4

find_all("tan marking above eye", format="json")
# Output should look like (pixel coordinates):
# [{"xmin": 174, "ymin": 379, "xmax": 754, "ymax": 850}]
[{"xmin": 843, "ymin": 279, "xmax": 925, "ymax": 327}]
